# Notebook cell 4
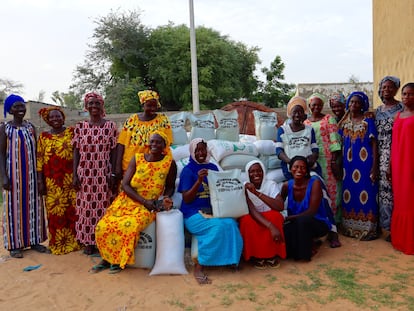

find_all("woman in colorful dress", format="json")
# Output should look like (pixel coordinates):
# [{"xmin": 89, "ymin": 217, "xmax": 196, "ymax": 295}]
[
  {"xmin": 375, "ymin": 76, "xmax": 403, "ymax": 242},
  {"xmin": 115, "ymin": 90, "xmax": 172, "ymax": 177},
  {"xmin": 329, "ymin": 92, "xmax": 347, "ymax": 124},
  {"xmin": 390, "ymin": 82, "xmax": 414, "ymax": 255},
  {"xmin": 37, "ymin": 107, "xmax": 80, "ymax": 255},
  {"xmin": 338, "ymin": 91, "xmax": 379, "ymax": 241},
  {"xmin": 72, "ymin": 92, "xmax": 118, "ymax": 255},
  {"xmin": 239, "ymin": 159, "xmax": 286, "ymax": 269},
  {"xmin": 92, "ymin": 132, "xmax": 177, "ymax": 273},
  {"xmin": 304, "ymin": 93, "xmax": 342, "ymax": 247},
  {"xmin": 178, "ymin": 138, "xmax": 243, "ymax": 285},
  {"xmin": 0, "ymin": 94, "xmax": 47, "ymax": 258}
]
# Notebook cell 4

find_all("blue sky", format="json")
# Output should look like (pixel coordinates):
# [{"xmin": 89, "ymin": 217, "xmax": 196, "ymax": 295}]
[{"xmin": 0, "ymin": 0, "xmax": 372, "ymax": 103}]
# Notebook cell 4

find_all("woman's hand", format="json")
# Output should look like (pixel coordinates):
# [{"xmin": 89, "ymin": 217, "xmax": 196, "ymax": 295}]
[
  {"xmin": 269, "ymin": 223, "xmax": 284, "ymax": 243},
  {"xmin": 197, "ymin": 168, "xmax": 208, "ymax": 181},
  {"xmin": 244, "ymin": 182, "xmax": 256, "ymax": 194},
  {"xmin": 2, "ymin": 175, "xmax": 10, "ymax": 191},
  {"xmin": 370, "ymin": 166, "xmax": 378, "ymax": 183}
]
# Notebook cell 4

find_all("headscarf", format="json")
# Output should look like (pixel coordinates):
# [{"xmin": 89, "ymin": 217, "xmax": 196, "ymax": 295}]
[
  {"xmin": 378, "ymin": 75, "xmax": 401, "ymax": 101},
  {"xmin": 346, "ymin": 91, "xmax": 370, "ymax": 112},
  {"xmin": 307, "ymin": 92, "xmax": 326, "ymax": 107},
  {"xmin": 38, "ymin": 107, "xmax": 65, "ymax": 126},
  {"xmin": 189, "ymin": 138, "xmax": 211, "ymax": 164},
  {"xmin": 329, "ymin": 92, "xmax": 346, "ymax": 107},
  {"xmin": 138, "ymin": 90, "xmax": 161, "ymax": 108},
  {"xmin": 4, "ymin": 94, "xmax": 25, "ymax": 118},
  {"xmin": 148, "ymin": 130, "xmax": 171, "ymax": 156},
  {"xmin": 286, "ymin": 96, "xmax": 308, "ymax": 118},
  {"xmin": 186, "ymin": 138, "xmax": 217, "ymax": 178},
  {"xmin": 84, "ymin": 92, "xmax": 105, "ymax": 116}
]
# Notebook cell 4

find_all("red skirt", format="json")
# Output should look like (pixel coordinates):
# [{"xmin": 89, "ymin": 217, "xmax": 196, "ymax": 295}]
[{"xmin": 239, "ymin": 210, "xmax": 286, "ymax": 261}]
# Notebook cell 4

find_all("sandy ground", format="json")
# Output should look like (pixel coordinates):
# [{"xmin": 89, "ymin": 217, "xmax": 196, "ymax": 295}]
[{"xmin": 0, "ymin": 232, "xmax": 414, "ymax": 311}]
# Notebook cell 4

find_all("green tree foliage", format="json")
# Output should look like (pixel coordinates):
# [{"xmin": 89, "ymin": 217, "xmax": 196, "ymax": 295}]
[
  {"xmin": 254, "ymin": 56, "xmax": 295, "ymax": 107},
  {"xmin": 51, "ymin": 90, "xmax": 82, "ymax": 109}
]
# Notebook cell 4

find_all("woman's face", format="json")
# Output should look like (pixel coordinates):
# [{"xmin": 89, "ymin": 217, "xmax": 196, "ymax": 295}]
[
  {"xmin": 10, "ymin": 102, "xmax": 26, "ymax": 118},
  {"xmin": 86, "ymin": 99, "xmax": 103, "ymax": 116},
  {"xmin": 149, "ymin": 134, "xmax": 166, "ymax": 154},
  {"xmin": 349, "ymin": 96, "xmax": 363, "ymax": 115},
  {"xmin": 330, "ymin": 100, "xmax": 345, "ymax": 119},
  {"xmin": 309, "ymin": 98, "xmax": 323, "ymax": 115},
  {"xmin": 248, "ymin": 163, "xmax": 264, "ymax": 189},
  {"xmin": 291, "ymin": 105, "xmax": 306, "ymax": 126},
  {"xmin": 143, "ymin": 99, "xmax": 158, "ymax": 117},
  {"xmin": 402, "ymin": 86, "xmax": 414, "ymax": 109},
  {"xmin": 194, "ymin": 142, "xmax": 208, "ymax": 163},
  {"xmin": 380, "ymin": 80, "xmax": 398, "ymax": 101},
  {"xmin": 48, "ymin": 110, "xmax": 64, "ymax": 130},
  {"xmin": 290, "ymin": 159, "xmax": 308, "ymax": 180}
]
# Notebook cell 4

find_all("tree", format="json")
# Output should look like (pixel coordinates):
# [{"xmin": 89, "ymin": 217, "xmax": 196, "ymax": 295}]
[
  {"xmin": 148, "ymin": 24, "xmax": 260, "ymax": 110},
  {"xmin": 0, "ymin": 78, "xmax": 24, "ymax": 103},
  {"xmin": 254, "ymin": 56, "xmax": 295, "ymax": 107},
  {"xmin": 51, "ymin": 90, "xmax": 82, "ymax": 110}
]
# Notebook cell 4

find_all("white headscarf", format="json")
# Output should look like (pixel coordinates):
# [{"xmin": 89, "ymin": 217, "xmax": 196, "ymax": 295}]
[{"xmin": 245, "ymin": 159, "xmax": 281, "ymax": 213}]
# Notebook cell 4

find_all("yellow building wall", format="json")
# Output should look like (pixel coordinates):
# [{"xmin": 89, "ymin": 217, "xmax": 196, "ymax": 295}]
[{"xmin": 373, "ymin": 0, "xmax": 414, "ymax": 107}]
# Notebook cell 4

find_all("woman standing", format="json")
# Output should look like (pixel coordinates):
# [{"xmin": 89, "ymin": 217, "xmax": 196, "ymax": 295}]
[
  {"xmin": 115, "ymin": 90, "xmax": 172, "ymax": 176},
  {"xmin": 93, "ymin": 132, "xmax": 177, "ymax": 273},
  {"xmin": 275, "ymin": 156, "xmax": 333, "ymax": 261},
  {"xmin": 329, "ymin": 92, "xmax": 347, "ymax": 123},
  {"xmin": 239, "ymin": 159, "xmax": 286, "ymax": 269},
  {"xmin": 178, "ymin": 138, "xmax": 243, "ymax": 285},
  {"xmin": 37, "ymin": 107, "xmax": 80, "ymax": 255},
  {"xmin": 0, "ymin": 94, "xmax": 47, "ymax": 258},
  {"xmin": 72, "ymin": 92, "xmax": 118, "ymax": 255},
  {"xmin": 390, "ymin": 82, "xmax": 414, "ymax": 255},
  {"xmin": 338, "ymin": 91, "xmax": 379, "ymax": 241},
  {"xmin": 375, "ymin": 76, "xmax": 403, "ymax": 241}
]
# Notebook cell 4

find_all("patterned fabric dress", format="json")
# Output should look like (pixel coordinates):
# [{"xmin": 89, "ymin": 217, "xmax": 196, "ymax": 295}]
[
  {"xmin": 72, "ymin": 120, "xmax": 118, "ymax": 245},
  {"xmin": 118, "ymin": 113, "xmax": 172, "ymax": 171},
  {"xmin": 37, "ymin": 127, "xmax": 80, "ymax": 255},
  {"xmin": 95, "ymin": 153, "xmax": 173, "ymax": 269},
  {"xmin": 2, "ymin": 122, "xmax": 47, "ymax": 250},
  {"xmin": 375, "ymin": 103, "xmax": 403, "ymax": 231},
  {"xmin": 391, "ymin": 112, "xmax": 414, "ymax": 254},
  {"xmin": 304, "ymin": 115, "xmax": 341, "ymax": 217},
  {"xmin": 339, "ymin": 117, "xmax": 379, "ymax": 240}
]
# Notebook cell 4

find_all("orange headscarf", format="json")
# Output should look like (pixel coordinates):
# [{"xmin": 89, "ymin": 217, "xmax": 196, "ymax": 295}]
[{"xmin": 38, "ymin": 107, "xmax": 65, "ymax": 126}]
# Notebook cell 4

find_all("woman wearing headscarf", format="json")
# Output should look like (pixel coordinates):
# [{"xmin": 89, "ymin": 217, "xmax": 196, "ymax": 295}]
[
  {"xmin": 178, "ymin": 138, "xmax": 243, "ymax": 285},
  {"xmin": 329, "ymin": 92, "xmax": 347, "ymax": 123},
  {"xmin": 37, "ymin": 107, "xmax": 80, "ymax": 255},
  {"xmin": 115, "ymin": 90, "xmax": 172, "ymax": 179},
  {"xmin": 304, "ymin": 93, "xmax": 342, "ymax": 248},
  {"xmin": 276, "ymin": 96, "xmax": 320, "ymax": 180},
  {"xmin": 239, "ymin": 159, "xmax": 286, "ymax": 269},
  {"xmin": 375, "ymin": 76, "xmax": 403, "ymax": 242},
  {"xmin": 338, "ymin": 91, "xmax": 379, "ymax": 241},
  {"xmin": 0, "ymin": 94, "xmax": 47, "ymax": 258},
  {"xmin": 92, "ymin": 131, "xmax": 177, "ymax": 274},
  {"xmin": 72, "ymin": 92, "xmax": 118, "ymax": 255}
]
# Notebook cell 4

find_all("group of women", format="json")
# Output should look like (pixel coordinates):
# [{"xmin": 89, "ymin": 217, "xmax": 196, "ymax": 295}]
[{"xmin": 1, "ymin": 80, "xmax": 414, "ymax": 285}]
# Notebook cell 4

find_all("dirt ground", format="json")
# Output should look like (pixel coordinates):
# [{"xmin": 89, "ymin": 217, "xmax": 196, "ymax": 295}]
[{"xmin": 0, "ymin": 231, "xmax": 413, "ymax": 311}]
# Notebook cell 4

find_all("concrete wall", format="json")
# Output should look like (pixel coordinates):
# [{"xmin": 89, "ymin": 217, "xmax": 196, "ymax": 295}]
[{"xmin": 373, "ymin": 0, "xmax": 414, "ymax": 107}]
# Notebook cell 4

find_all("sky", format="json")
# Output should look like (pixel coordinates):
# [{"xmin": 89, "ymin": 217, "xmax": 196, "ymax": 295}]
[{"xmin": 0, "ymin": 0, "xmax": 373, "ymax": 103}]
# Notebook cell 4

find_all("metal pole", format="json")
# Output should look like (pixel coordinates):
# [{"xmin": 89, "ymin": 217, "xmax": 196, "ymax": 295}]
[{"xmin": 189, "ymin": 0, "xmax": 200, "ymax": 113}]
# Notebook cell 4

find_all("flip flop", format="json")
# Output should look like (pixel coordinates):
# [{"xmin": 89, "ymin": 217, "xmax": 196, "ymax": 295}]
[
  {"xmin": 89, "ymin": 261, "xmax": 110, "ymax": 274},
  {"xmin": 108, "ymin": 264, "xmax": 122, "ymax": 274},
  {"xmin": 195, "ymin": 274, "xmax": 212, "ymax": 285},
  {"xmin": 266, "ymin": 258, "xmax": 281, "ymax": 269},
  {"xmin": 10, "ymin": 249, "xmax": 23, "ymax": 258},
  {"xmin": 31, "ymin": 244, "xmax": 47, "ymax": 253},
  {"xmin": 329, "ymin": 239, "xmax": 342, "ymax": 248}
]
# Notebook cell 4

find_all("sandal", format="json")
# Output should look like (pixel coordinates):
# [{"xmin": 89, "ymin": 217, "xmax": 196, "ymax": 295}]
[
  {"xmin": 254, "ymin": 259, "xmax": 267, "ymax": 270},
  {"xmin": 89, "ymin": 260, "xmax": 110, "ymax": 274},
  {"xmin": 195, "ymin": 274, "xmax": 212, "ymax": 285},
  {"xmin": 83, "ymin": 245, "xmax": 97, "ymax": 256},
  {"xmin": 329, "ymin": 239, "xmax": 342, "ymax": 248},
  {"xmin": 31, "ymin": 244, "xmax": 47, "ymax": 253},
  {"xmin": 108, "ymin": 264, "xmax": 122, "ymax": 274},
  {"xmin": 10, "ymin": 249, "xmax": 23, "ymax": 258},
  {"xmin": 266, "ymin": 257, "xmax": 281, "ymax": 269}
]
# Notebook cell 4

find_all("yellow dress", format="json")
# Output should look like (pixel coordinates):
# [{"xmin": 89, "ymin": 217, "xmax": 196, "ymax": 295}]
[
  {"xmin": 95, "ymin": 152, "xmax": 173, "ymax": 268},
  {"xmin": 117, "ymin": 113, "xmax": 172, "ymax": 171}
]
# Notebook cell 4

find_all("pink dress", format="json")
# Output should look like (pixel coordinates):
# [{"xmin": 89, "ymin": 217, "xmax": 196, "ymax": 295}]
[{"xmin": 72, "ymin": 120, "xmax": 118, "ymax": 245}]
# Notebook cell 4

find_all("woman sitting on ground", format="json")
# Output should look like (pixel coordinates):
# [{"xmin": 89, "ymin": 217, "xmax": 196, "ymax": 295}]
[
  {"xmin": 91, "ymin": 131, "xmax": 177, "ymax": 274},
  {"xmin": 178, "ymin": 138, "xmax": 243, "ymax": 285},
  {"xmin": 275, "ymin": 156, "xmax": 334, "ymax": 261},
  {"xmin": 239, "ymin": 160, "xmax": 286, "ymax": 269}
]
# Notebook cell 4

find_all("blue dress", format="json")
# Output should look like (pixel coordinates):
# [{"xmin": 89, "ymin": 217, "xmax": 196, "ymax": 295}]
[{"xmin": 339, "ymin": 117, "xmax": 379, "ymax": 240}]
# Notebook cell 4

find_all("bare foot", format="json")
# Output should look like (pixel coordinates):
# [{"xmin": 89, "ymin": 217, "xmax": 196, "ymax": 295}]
[{"xmin": 194, "ymin": 263, "xmax": 211, "ymax": 285}]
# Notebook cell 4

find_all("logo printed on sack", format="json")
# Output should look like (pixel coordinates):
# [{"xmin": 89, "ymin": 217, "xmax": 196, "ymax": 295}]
[
  {"xmin": 138, "ymin": 232, "xmax": 154, "ymax": 250},
  {"xmin": 215, "ymin": 178, "xmax": 243, "ymax": 192}
]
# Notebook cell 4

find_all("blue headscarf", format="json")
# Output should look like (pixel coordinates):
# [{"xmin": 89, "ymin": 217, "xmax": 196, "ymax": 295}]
[
  {"xmin": 346, "ymin": 91, "xmax": 369, "ymax": 112},
  {"xmin": 4, "ymin": 94, "xmax": 25, "ymax": 118},
  {"xmin": 378, "ymin": 76, "xmax": 401, "ymax": 100}
]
